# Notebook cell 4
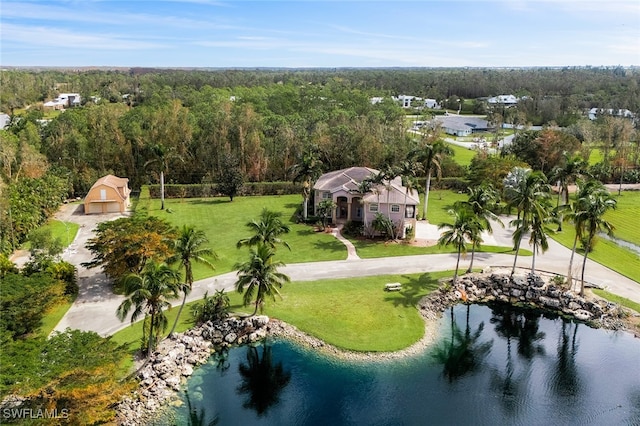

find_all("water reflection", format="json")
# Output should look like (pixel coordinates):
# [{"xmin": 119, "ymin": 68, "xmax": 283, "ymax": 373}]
[
  {"xmin": 183, "ymin": 389, "xmax": 219, "ymax": 426},
  {"xmin": 236, "ymin": 341, "xmax": 292, "ymax": 416},
  {"xmin": 431, "ymin": 305, "xmax": 493, "ymax": 382},
  {"xmin": 172, "ymin": 304, "xmax": 640, "ymax": 425}
]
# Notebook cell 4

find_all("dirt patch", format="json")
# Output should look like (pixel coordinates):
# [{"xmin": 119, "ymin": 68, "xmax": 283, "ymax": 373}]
[{"xmin": 408, "ymin": 238, "xmax": 438, "ymax": 248}]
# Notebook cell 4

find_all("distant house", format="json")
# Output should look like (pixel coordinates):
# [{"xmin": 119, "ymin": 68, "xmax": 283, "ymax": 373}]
[
  {"xmin": 588, "ymin": 107, "xmax": 635, "ymax": 121},
  {"xmin": 43, "ymin": 93, "xmax": 81, "ymax": 110},
  {"xmin": 393, "ymin": 95, "xmax": 422, "ymax": 108},
  {"xmin": 370, "ymin": 97, "xmax": 384, "ymax": 105},
  {"xmin": 0, "ymin": 113, "xmax": 10, "ymax": 130},
  {"xmin": 313, "ymin": 167, "xmax": 419, "ymax": 237},
  {"xmin": 84, "ymin": 175, "xmax": 131, "ymax": 214},
  {"xmin": 487, "ymin": 95, "xmax": 519, "ymax": 106},
  {"xmin": 424, "ymin": 98, "xmax": 440, "ymax": 109},
  {"xmin": 435, "ymin": 115, "xmax": 490, "ymax": 137}
]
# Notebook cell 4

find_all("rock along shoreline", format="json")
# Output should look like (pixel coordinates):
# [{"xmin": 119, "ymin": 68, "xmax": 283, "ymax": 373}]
[{"xmin": 115, "ymin": 269, "xmax": 635, "ymax": 425}]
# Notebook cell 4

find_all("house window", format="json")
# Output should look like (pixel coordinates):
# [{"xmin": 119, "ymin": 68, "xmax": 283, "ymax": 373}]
[
  {"xmin": 369, "ymin": 203, "xmax": 378, "ymax": 213},
  {"xmin": 356, "ymin": 208, "xmax": 362, "ymax": 218},
  {"xmin": 391, "ymin": 204, "xmax": 400, "ymax": 213},
  {"xmin": 405, "ymin": 205, "xmax": 415, "ymax": 218},
  {"xmin": 322, "ymin": 191, "xmax": 331, "ymax": 199},
  {"xmin": 100, "ymin": 189, "xmax": 107, "ymax": 200}
]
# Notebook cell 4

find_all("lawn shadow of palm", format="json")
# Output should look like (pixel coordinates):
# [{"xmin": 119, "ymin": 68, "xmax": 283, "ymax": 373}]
[
  {"xmin": 187, "ymin": 199, "xmax": 230, "ymax": 206},
  {"xmin": 384, "ymin": 273, "xmax": 441, "ymax": 308},
  {"xmin": 312, "ymin": 239, "xmax": 348, "ymax": 254}
]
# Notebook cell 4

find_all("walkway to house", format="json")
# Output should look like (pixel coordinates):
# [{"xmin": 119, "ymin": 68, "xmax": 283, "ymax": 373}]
[{"xmin": 332, "ymin": 225, "xmax": 360, "ymax": 260}]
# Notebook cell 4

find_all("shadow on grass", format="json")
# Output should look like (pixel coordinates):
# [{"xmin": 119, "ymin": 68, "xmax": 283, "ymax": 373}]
[
  {"xmin": 296, "ymin": 228, "xmax": 316, "ymax": 236},
  {"xmin": 313, "ymin": 239, "xmax": 347, "ymax": 254},
  {"xmin": 384, "ymin": 273, "xmax": 442, "ymax": 308},
  {"xmin": 187, "ymin": 199, "xmax": 230, "ymax": 206}
]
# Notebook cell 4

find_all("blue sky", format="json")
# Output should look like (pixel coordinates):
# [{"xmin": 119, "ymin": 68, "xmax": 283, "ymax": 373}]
[{"xmin": 1, "ymin": 0, "xmax": 639, "ymax": 68}]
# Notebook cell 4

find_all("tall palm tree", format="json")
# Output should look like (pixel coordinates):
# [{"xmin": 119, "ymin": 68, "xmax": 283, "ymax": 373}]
[
  {"xmin": 456, "ymin": 184, "xmax": 504, "ymax": 273},
  {"xmin": 397, "ymin": 159, "xmax": 422, "ymax": 232},
  {"xmin": 116, "ymin": 260, "xmax": 181, "ymax": 358},
  {"xmin": 526, "ymin": 206, "xmax": 552, "ymax": 274},
  {"xmin": 290, "ymin": 147, "xmax": 323, "ymax": 221},
  {"xmin": 564, "ymin": 179, "xmax": 601, "ymax": 289},
  {"xmin": 235, "ymin": 244, "xmax": 291, "ymax": 316},
  {"xmin": 411, "ymin": 139, "xmax": 453, "ymax": 221},
  {"xmin": 356, "ymin": 178, "xmax": 372, "ymax": 236},
  {"xmin": 577, "ymin": 183, "xmax": 616, "ymax": 296},
  {"xmin": 505, "ymin": 168, "xmax": 551, "ymax": 276},
  {"xmin": 167, "ymin": 225, "xmax": 217, "ymax": 336},
  {"xmin": 438, "ymin": 205, "xmax": 476, "ymax": 284},
  {"xmin": 550, "ymin": 152, "xmax": 588, "ymax": 231},
  {"xmin": 237, "ymin": 208, "xmax": 291, "ymax": 251},
  {"xmin": 379, "ymin": 164, "xmax": 399, "ymax": 238},
  {"xmin": 144, "ymin": 144, "xmax": 183, "ymax": 210}
]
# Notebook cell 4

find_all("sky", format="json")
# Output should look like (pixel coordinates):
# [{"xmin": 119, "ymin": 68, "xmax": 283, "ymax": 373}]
[{"xmin": 1, "ymin": 0, "xmax": 639, "ymax": 68}]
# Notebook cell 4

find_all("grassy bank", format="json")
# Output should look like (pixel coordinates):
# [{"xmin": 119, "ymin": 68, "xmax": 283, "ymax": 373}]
[
  {"xmin": 551, "ymin": 228, "xmax": 640, "ymax": 284},
  {"xmin": 112, "ymin": 271, "xmax": 450, "ymax": 354}
]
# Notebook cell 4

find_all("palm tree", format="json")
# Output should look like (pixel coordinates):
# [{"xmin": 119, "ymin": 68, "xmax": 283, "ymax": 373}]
[
  {"xmin": 235, "ymin": 244, "xmax": 291, "ymax": 316},
  {"xmin": 397, "ymin": 159, "xmax": 422, "ymax": 233},
  {"xmin": 167, "ymin": 225, "xmax": 217, "ymax": 337},
  {"xmin": 144, "ymin": 144, "xmax": 183, "ymax": 210},
  {"xmin": 526, "ymin": 206, "xmax": 552, "ymax": 274},
  {"xmin": 577, "ymin": 183, "xmax": 616, "ymax": 296},
  {"xmin": 564, "ymin": 179, "xmax": 601, "ymax": 289},
  {"xmin": 505, "ymin": 168, "xmax": 551, "ymax": 276},
  {"xmin": 438, "ymin": 205, "xmax": 476, "ymax": 284},
  {"xmin": 356, "ymin": 178, "xmax": 372, "ymax": 237},
  {"xmin": 551, "ymin": 152, "xmax": 588, "ymax": 207},
  {"xmin": 379, "ymin": 164, "xmax": 399, "ymax": 239},
  {"xmin": 237, "ymin": 208, "xmax": 291, "ymax": 251},
  {"xmin": 411, "ymin": 139, "xmax": 453, "ymax": 221},
  {"xmin": 116, "ymin": 260, "xmax": 181, "ymax": 358},
  {"xmin": 550, "ymin": 152, "xmax": 588, "ymax": 231},
  {"xmin": 456, "ymin": 184, "xmax": 504, "ymax": 273},
  {"xmin": 290, "ymin": 147, "xmax": 323, "ymax": 221}
]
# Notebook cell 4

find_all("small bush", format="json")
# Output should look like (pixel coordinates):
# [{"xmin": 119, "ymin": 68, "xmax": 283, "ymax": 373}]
[
  {"xmin": 191, "ymin": 290, "xmax": 230, "ymax": 324},
  {"xmin": 342, "ymin": 221, "xmax": 364, "ymax": 238}
]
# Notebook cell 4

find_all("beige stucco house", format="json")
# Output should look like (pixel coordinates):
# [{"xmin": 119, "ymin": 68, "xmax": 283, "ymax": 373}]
[
  {"xmin": 313, "ymin": 167, "xmax": 419, "ymax": 236},
  {"xmin": 84, "ymin": 175, "xmax": 131, "ymax": 214}
]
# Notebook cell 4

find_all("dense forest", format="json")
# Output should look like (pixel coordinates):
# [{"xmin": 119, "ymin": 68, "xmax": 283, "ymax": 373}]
[{"xmin": 0, "ymin": 67, "xmax": 638, "ymax": 253}]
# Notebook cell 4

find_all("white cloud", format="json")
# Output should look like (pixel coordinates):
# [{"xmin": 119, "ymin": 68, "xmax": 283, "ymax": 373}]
[{"xmin": 2, "ymin": 23, "xmax": 167, "ymax": 50}]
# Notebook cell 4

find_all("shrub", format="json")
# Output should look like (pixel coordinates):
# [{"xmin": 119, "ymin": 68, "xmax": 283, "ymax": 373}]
[
  {"xmin": 191, "ymin": 290, "xmax": 231, "ymax": 324},
  {"xmin": 342, "ymin": 221, "xmax": 364, "ymax": 238}
]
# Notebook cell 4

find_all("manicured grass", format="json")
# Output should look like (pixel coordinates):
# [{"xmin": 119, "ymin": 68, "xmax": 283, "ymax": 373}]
[
  {"xmin": 445, "ymin": 142, "xmax": 476, "ymax": 167},
  {"xmin": 587, "ymin": 147, "xmax": 605, "ymax": 165},
  {"xmin": 418, "ymin": 189, "xmax": 469, "ymax": 223},
  {"xmin": 22, "ymin": 219, "xmax": 80, "ymax": 250},
  {"xmin": 551, "ymin": 228, "xmax": 640, "ymax": 284},
  {"xmin": 592, "ymin": 289, "xmax": 640, "ymax": 314},
  {"xmin": 350, "ymin": 238, "xmax": 532, "ymax": 259},
  {"xmin": 142, "ymin": 195, "xmax": 346, "ymax": 280},
  {"xmin": 38, "ymin": 298, "xmax": 75, "ymax": 337},
  {"xmin": 111, "ymin": 271, "xmax": 451, "ymax": 353},
  {"xmin": 605, "ymin": 192, "xmax": 640, "ymax": 246}
]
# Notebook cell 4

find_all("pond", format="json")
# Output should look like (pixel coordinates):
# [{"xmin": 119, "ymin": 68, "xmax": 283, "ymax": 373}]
[{"xmin": 167, "ymin": 304, "xmax": 640, "ymax": 426}]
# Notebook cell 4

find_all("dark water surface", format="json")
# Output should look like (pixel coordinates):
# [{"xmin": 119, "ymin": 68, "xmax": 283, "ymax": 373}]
[{"xmin": 168, "ymin": 304, "xmax": 640, "ymax": 426}]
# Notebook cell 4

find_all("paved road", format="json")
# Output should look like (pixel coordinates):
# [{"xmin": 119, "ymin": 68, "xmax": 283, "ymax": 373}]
[{"xmin": 52, "ymin": 205, "xmax": 640, "ymax": 337}]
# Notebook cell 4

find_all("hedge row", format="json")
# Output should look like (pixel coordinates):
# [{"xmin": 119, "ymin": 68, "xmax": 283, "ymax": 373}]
[{"xmin": 147, "ymin": 181, "xmax": 302, "ymax": 199}]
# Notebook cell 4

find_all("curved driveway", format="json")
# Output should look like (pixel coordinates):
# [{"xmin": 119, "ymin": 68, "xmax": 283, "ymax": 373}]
[{"xmin": 53, "ymin": 206, "xmax": 640, "ymax": 337}]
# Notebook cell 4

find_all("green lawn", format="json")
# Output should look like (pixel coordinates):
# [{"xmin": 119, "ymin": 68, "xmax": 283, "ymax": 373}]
[
  {"xmin": 551, "ymin": 227, "xmax": 640, "ymax": 284},
  {"xmin": 592, "ymin": 289, "xmax": 640, "ymax": 314},
  {"xmin": 605, "ymin": 192, "xmax": 640, "ymax": 246},
  {"xmin": 112, "ymin": 271, "xmax": 450, "ymax": 353},
  {"xmin": 37, "ymin": 298, "xmax": 75, "ymax": 338},
  {"xmin": 418, "ymin": 189, "xmax": 469, "ymax": 223},
  {"xmin": 445, "ymin": 142, "xmax": 477, "ymax": 167},
  {"xmin": 587, "ymin": 147, "xmax": 605, "ymax": 165},
  {"xmin": 351, "ymin": 239, "xmax": 531, "ymax": 259},
  {"xmin": 143, "ymin": 195, "xmax": 346, "ymax": 280},
  {"xmin": 22, "ymin": 219, "xmax": 80, "ymax": 250}
]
